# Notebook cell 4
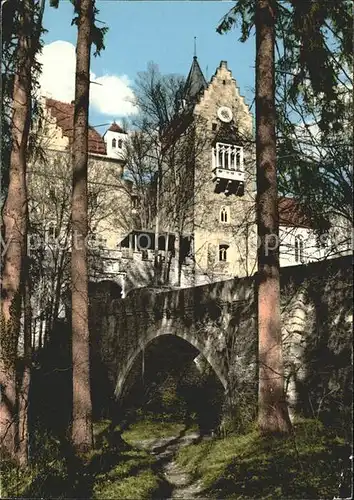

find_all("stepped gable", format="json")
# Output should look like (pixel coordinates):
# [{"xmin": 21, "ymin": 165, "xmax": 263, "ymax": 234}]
[{"xmin": 45, "ymin": 98, "xmax": 106, "ymax": 155}]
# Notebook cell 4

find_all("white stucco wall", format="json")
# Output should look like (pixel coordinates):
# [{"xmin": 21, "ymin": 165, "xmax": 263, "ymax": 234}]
[
  {"xmin": 279, "ymin": 223, "xmax": 352, "ymax": 268},
  {"xmin": 104, "ymin": 129, "xmax": 127, "ymax": 160}
]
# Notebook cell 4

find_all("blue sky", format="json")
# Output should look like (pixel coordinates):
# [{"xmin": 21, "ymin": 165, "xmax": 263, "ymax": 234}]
[{"xmin": 40, "ymin": 1, "xmax": 255, "ymax": 130}]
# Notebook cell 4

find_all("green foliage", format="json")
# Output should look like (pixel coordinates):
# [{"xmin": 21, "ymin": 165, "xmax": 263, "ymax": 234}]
[
  {"xmin": 91, "ymin": 419, "xmax": 165, "ymax": 500},
  {"xmin": 216, "ymin": 0, "xmax": 255, "ymax": 42},
  {"xmin": 277, "ymin": 93, "xmax": 353, "ymax": 230},
  {"xmin": 217, "ymin": 1, "xmax": 353, "ymax": 232},
  {"xmin": 0, "ymin": 462, "xmax": 38, "ymax": 498},
  {"xmin": 122, "ymin": 419, "xmax": 186, "ymax": 445},
  {"xmin": 217, "ymin": 1, "xmax": 353, "ymax": 133},
  {"xmin": 176, "ymin": 419, "xmax": 351, "ymax": 499},
  {"xmin": 93, "ymin": 464, "xmax": 161, "ymax": 500},
  {"xmin": 0, "ymin": 429, "xmax": 70, "ymax": 498},
  {"xmin": 1, "ymin": 0, "xmax": 46, "ymax": 203},
  {"xmin": 0, "ymin": 290, "xmax": 22, "ymax": 369},
  {"xmin": 1, "ymin": 419, "xmax": 165, "ymax": 499},
  {"xmin": 49, "ymin": 0, "xmax": 108, "ymax": 57},
  {"xmin": 68, "ymin": 0, "xmax": 108, "ymax": 57}
]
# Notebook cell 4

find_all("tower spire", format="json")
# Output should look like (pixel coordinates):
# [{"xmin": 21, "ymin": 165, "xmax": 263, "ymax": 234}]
[
  {"xmin": 194, "ymin": 36, "xmax": 197, "ymax": 58},
  {"xmin": 183, "ymin": 47, "xmax": 207, "ymax": 106}
]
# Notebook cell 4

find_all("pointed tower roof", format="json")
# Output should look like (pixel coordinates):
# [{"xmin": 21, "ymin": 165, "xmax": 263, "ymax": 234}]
[
  {"xmin": 183, "ymin": 56, "xmax": 207, "ymax": 105},
  {"xmin": 108, "ymin": 121, "xmax": 126, "ymax": 134}
]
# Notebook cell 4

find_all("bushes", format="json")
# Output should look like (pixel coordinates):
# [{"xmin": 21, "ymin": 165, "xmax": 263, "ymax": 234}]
[{"xmin": 0, "ymin": 431, "xmax": 72, "ymax": 499}]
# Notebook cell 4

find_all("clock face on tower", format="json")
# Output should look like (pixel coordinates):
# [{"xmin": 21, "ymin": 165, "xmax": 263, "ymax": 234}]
[{"xmin": 217, "ymin": 106, "xmax": 233, "ymax": 123}]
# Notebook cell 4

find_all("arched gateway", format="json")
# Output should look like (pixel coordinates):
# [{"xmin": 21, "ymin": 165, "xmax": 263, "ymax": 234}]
[{"xmin": 89, "ymin": 257, "xmax": 352, "ymax": 420}]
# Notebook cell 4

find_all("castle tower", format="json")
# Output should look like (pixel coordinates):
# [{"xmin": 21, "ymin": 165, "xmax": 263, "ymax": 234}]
[
  {"xmin": 103, "ymin": 121, "xmax": 127, "ymax": 160},
  {"xmin": 179, "ymin": 58, "xmax": 257, "ymax": 282},
  {"xmin": 183, "ymin": 55, "xmax": 208, "ymax": 107}
]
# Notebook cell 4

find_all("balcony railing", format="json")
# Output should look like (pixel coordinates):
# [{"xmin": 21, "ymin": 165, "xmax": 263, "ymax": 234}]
[{"xmin": 212, "ymin": 143, "xmax": 245, "ymax": 183}]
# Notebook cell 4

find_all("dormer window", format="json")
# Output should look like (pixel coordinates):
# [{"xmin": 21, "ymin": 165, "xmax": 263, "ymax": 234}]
[
  {"xmin": 219, "ymin": 244, "xmax": 229, "ymax": 262},
  {"xmin": 118, "ymin": 139, "xmax": 123, "ymax": 149},
  {"xmin": 112, "ymin": 138, "xmax": 117, "ymax": 148},
  {"xmin": 220, "ymin": 207, "xmax": 228, "ymax": 223}
]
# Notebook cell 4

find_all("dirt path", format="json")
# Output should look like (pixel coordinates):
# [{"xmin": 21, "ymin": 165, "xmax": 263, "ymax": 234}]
[{"xmin": 133, "ymin": 431, "xmax": 208, "ymax": 499}]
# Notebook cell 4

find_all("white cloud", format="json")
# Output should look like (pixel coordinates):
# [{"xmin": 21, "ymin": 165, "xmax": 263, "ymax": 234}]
[
  {"xmin": 90, "ymin": 73, "xmax": 136, "ymax": 116},
  {"xmin": 38, "ymin": 40, "xmax": 76, "ymax": 103},
  {"xmin": 37, "ymin": 40, "xmax": 137, "ymax": 117}
]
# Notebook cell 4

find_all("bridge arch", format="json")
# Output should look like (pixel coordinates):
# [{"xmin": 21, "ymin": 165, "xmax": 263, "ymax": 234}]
[{"xmin": 114, "ymin": 329, "xmax": 228, "ymax": 401}]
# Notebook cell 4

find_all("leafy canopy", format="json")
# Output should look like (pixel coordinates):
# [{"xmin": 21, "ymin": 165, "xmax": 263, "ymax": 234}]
[
  {"xmin": 50, "ymin": 0, "xmax": 108, "ymax": 57},
  {"xmin": 217, "ymin": 0, "xmax": 353, "ymax": 133}
]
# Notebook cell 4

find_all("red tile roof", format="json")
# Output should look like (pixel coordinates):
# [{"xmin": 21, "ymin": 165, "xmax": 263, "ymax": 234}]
[
  {"xmin": 45, "ymin": 98, "xmax": 106, "ymax": 155},
  {"xmin": 108, "ymin": 121, "xmax": 126, "ymax": 134},
  {"xmin": 278, "ymin": 197, "xmax": 311, "ymax": 228}
]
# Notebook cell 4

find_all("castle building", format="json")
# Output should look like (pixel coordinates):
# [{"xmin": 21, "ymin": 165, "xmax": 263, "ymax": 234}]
[
  {"xmin": 30, "ymin": 60, "xmax": 351, "ymax": 312},
  {"xmin": 27, "ymin": 98, "xmax": 133, "ymax": 336},
  {"xmin": 103, "ymin": 121, "xmax": 128, "ymax": 160},
  {"xmin": 157, "ymin": 58, "xmax": 257, "ymax": 286}
]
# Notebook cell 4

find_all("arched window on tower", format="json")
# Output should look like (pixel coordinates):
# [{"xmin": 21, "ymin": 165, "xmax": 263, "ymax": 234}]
[
  {"xmin": 219, "ymin": 244, "xmax": 229, "ymax": 262},
  {"xmin": 118, "ymin": 139, "xmax": 123, "ymax": 149},
  {"xmin": 112, "ymin": 138, "xmax": 116, "ymax": 148},
  {"xmin": 220, "ymin": 207, "xmax": 228, "ymax": 223}
]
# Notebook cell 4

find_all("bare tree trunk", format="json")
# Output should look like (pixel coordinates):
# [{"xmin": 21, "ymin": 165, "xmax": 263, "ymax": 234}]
[
  {"xmin": 0, "ymin": 0, "xmax": 33, "ymax": 461},
  {"xmin": 164, "ymin": 228, "xmax": 170, "ymax": 283},
  {"xmin": 174, "ymin": 231, "xmax": 181, "ymax": 287},
  {"xmin": 256, "ymin": 0, "xmax": 291, "ymax": 434},
  {"xmin": 154, "ymin": 169, "xmax": 160, "ymax": 286},
  {"xmin": 17, "ymin": 265, "xmax": 32, "ymax": 466},
  {"xmin": 71, "ymin": 0, "xmax": 93, "ymax": 453}
]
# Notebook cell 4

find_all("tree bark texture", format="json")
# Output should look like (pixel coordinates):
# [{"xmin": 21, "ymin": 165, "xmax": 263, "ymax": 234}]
[
  {"xmin": 0, "ymin": 0, "xmax": 32, "ymax": 461},
  {"xmin": 255, "ymin": 0, "xmax": 291, "ymax": 434},
  {"xmin": 71, "ymin": 0, "xmax": 93, "ymax": 452},
  {"xmin": 17, "ymin": 270, "xmax": 32, "ymax": 466}
]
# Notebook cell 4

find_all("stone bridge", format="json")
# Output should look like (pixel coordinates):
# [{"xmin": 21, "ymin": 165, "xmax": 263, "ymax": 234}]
[{"xmin": 90, "ymin": 256, "xmax": 352, "ymax": 420}]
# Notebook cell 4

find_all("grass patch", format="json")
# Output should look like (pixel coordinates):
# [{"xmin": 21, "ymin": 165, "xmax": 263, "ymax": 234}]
[
  {"xmin": 90, "ymin": 420, "xmax": 169, "ymax": 499},
  {"xmin": 0, "ymin": 462, "xmax": 40, "ymax": 498},
  {"xmin": 93, "ymin": 419, "xmax": 111, "ymax": 437},
  {"xmin": 92, "ymin": 418, "xmax": 192, "ymax": 498},
  {"xmin": 1, "ymin": 419, "xmax": 168, "ymax": 500},
  {"xmin": 122, "ymin": 418, "xmax": 186, "ymax": 445},
  {"xmin": 176, "ymin": 419, "xmax": 351, "ymax": 499},
  {"xmin": 92, "ymin": 448, "xmax": 164, "ymax": 499}
]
